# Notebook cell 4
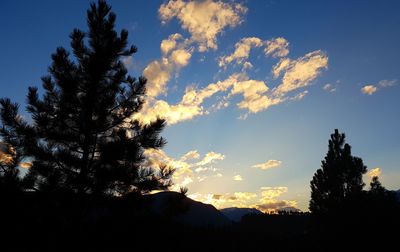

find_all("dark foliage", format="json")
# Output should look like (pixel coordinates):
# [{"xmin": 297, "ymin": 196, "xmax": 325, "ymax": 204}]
[
  {"xmin": 310, "ymin": 129, "xmax": 367, "ymax": 214},
  {"xmin": 0, "ymin": 0, "xmax": 173, "ymax": 196},
  {"xmin": 309, "ymin": 130, "xmax": 400, "ymax": 250}
]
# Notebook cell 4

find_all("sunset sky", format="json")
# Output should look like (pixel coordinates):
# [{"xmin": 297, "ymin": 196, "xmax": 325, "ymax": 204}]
[{"xmin": 1, "ymin": 0, "xmax": 399, "ymax": 211}]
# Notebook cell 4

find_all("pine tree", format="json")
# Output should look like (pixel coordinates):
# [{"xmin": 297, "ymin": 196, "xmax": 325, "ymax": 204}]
[
  {"xmin": 369, "ymin": 176, "xmax": 386, "ymax": 196},
  {"xmin": 0, "ymin": 0, "xmax": 173, "ymax": 196},
  {"xmin": 309, "ymin": 129, "xmax": 367, "ymax": 214}
]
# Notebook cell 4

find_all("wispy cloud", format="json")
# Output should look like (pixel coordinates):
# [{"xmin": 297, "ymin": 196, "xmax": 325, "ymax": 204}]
[
  {"xmin": 323, "ymin": 83, "xmax": 337, "ymax": 93},
  {"xmin": 253, "ymin": 160, "xmax": 282, "ymax": 170},
  {"xmin": 361, "ymin": 79, "xmax": 397, "ymax": 95},
  {"xmin": 273, "ymin": 50, "xmax": 329, "ymax": 95}
]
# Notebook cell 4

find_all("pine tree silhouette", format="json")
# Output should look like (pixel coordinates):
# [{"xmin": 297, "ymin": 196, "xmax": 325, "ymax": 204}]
[
  {"xmin": 309, "ymin": 129, "xmax": 367, "ymax": 214},
  {"xmin": 0, "ymin": 0, "xmax": 173, "ymax": 196}
]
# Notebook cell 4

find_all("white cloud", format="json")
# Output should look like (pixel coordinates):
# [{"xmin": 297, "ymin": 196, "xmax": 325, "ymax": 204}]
[
  {"xmin": 378, "ymin": 79, "xmax": 397, "ymax": 87},
  {"xmin": 219, "ymin": 37, "xmax": 289, "ymax": 69},
  {"xmin": 133, "ymin": 74, "xmax": 241, "ymax": 125},
  {"xmin": 323, "ymin": 83, "xmax": 337, "ymax": 93},
  {"xmin": 368, "ymin": 167, "xmax": 382, "ymax": 178},
  {"xmin": 264, "ymin": 37, "xmax": 289, "ymax": 58},
  {"xmin": 159, "ymin": 0, "xmax": 247, "ymax": 52},
  {"xmin": 273, "ymin": 50, "xmax": 329, "ymax": 95},
  {"xmin": 253, "ymin": 160, "xmax": 282, "ymax": 170},
  {"xmin": 361, "ymin": 85, "xmax": 377, "ymax": 95},
  {"xmin": 233, "ymin": 175, "xmax": 243, "ymax": 181},
  {"xmin": 218, "ymin": 37, "xmax": 263, "ymax": 68},
  {"xmin": 144, "ymin": 148, "xmax": 225, "ymax": 190},
  {"xmin": 230, "ymin": 79, "xmax": 280, "ymax": 113}
]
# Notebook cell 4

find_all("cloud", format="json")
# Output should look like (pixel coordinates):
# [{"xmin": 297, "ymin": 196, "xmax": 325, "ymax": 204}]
[
  {"xmin": 368, "ymin": 167, "xmax": 382, "ymax": 178},
  {"xmin": 218, "ymin": 37, "xmax": 289, "ymax": 69},
  {"xmin": 361, "ymin": 85, "xmax": 377, "ymax": 95},
  {"xmin": 133, "ymin": 73, "xmax": 241, "ymax": 125},
  {"xmin": 259, "ymin": 186, "xmax": 288, "ymax": 199},
  {"xmin": 143, "ymin": 34, "xmax": 193, "ymax": 98},
  {"xmin": 253, "ymin": 160, "xmax": 282, "ymax": 170},
  {"xmin": 187, "ymin": 186, "xmax": 297, "ymax": 212},
  {"xmin": 140, "ymin": 19, "xmax": 327, "ymax": 125},
  {"xmin": 378, "ymin": 79, "xmax": 397, "ymax": 87},
  {"xmin": 181, "ymin": 150, "xmax": 200, "ymax": 161},
  {"xmin": 273, "ymin": 50, "xmax": 329, "ymax": 95},
  {"xmin": 234, "ymin": 192, "xmax": 257, "ymax": 200},
  {"xmin": 233, "ymin": 175, "xmax": 243, "ymax": 181},
  {"xmin": 195, "ymin": 151, "xmax": 225, "ymax": 166},
  {"xmin": 160, "ymin": 33, "xmax": 183, "ymax": 55},
  {"xmin": 138, "ymin": 49, "xmax": 328, "ymax": 123},
  {"xmin": 264, "ymin": 37, "xmax": 289, "ymax": 58},
  {"xmin": 218, "ymin": 37, "xmax": 263, "ymax": 68},
  {"xmin": 144, "ymin": 148, "xmax": 225, "ymax": 190},
  {"xmin": 230, "ymin": 79, "xmax": 282, "ymax": 113},
  {"xmin": 323, "ymin": 83, "xmax": 336, "ymax": 93},
  {"xmin": 361, "ymin": 79, "xmax": 397, "ymax": 95},
  {"xmin": 256, "ymin": 186, "xmax": 297, "ymax": 213},
  {"xmin": 159, "ymin": 0, "xmax": 247, "ymax": 52}
]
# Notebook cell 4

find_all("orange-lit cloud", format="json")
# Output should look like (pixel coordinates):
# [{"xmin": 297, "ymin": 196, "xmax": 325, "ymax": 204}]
[
  {"xmin": 187, "ymin": 186, "xmax": 298, "ymax": 212},
  {"xmin": 19, "ymin": 162, "xmax": 32, "ymax": 169},
  {"xmin": 361, "ymin": 85, "xmax": 377, "ymax": 95},
  {"xmin": 159, "ymin": 0, "xmax": 247, "ymax": 52},
  {"xmin": 143, "ymin": 33, "xmax": 193, "ymax": 98},
  {"xmin": 253, "ymin": 160, "xmax": 282, "ymax": 170},
  {"xmin": 368, "ymin": 167, "xmax": 382, "ymax": 178}
]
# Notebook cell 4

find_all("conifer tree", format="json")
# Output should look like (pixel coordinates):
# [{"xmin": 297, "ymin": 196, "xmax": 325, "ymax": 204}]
[
  {"xmin": 0, "ymin": 0, "xmax": 173, "ymax": 196},
  {"xmin": 309, "ymin": 129, "xmax": 367, "ymax": 214}
]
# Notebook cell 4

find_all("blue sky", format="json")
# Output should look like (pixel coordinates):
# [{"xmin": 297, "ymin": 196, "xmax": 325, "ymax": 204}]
[{"xmin": 1, "ymin": 0, "xmax": 399, "ymax": 211}]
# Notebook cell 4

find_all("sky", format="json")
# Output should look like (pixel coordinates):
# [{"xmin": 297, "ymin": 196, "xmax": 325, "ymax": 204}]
[{"xmin": 0, "ymin": 0, "xmax": 399, "ymax": 212}]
